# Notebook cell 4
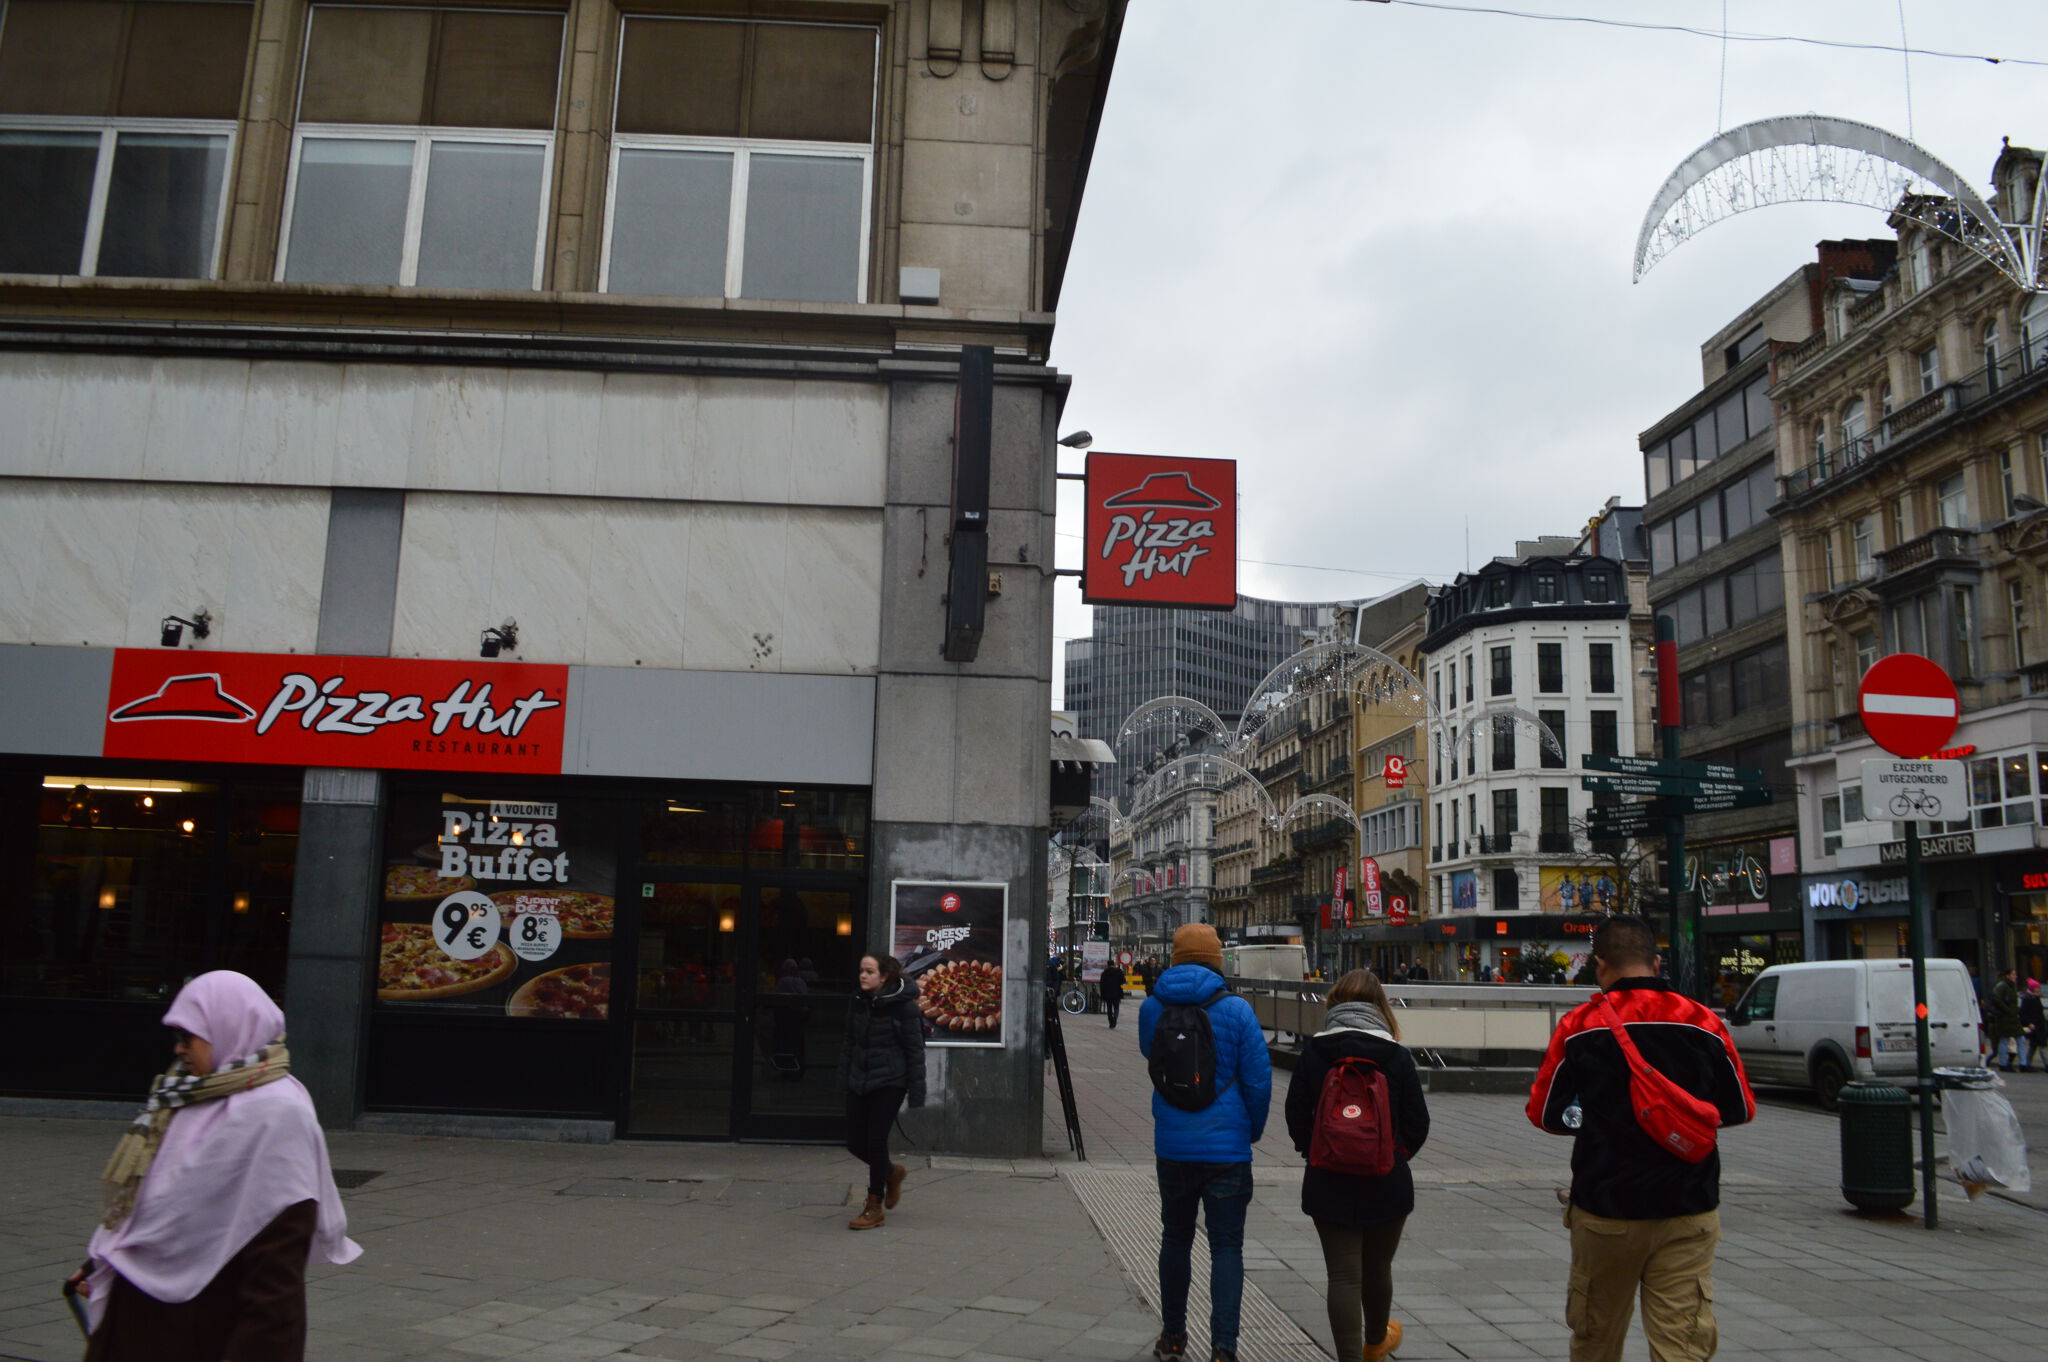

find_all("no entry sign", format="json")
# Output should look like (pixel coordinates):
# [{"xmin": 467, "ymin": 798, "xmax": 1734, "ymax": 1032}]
[{"xmin": 1858, "ymin": 653, "xmax": 1959, "ymax": 758}]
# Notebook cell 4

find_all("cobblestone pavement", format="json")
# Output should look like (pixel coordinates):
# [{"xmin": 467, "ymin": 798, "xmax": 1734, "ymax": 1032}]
[{"xmin": 2, "ymin": 1009, "xmax": 2044, "ymax": 1362}]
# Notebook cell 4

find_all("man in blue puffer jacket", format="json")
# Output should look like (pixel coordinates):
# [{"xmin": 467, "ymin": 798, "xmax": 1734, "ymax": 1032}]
[{"xmin": 1138, "ymin": 924, "xmax": 1273, "ymax": 1362}]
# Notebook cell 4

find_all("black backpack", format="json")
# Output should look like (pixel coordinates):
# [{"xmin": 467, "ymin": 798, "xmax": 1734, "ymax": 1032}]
[{"xmin": 1149, "ymin": 987, "xmax": 1231, "ymax": 1111}]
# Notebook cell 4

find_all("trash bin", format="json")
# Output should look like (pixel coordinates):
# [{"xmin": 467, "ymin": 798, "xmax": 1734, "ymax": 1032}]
[{"xmin": 1838, "ymin": 1079, "xmax": 1914, "ymax": 1212}]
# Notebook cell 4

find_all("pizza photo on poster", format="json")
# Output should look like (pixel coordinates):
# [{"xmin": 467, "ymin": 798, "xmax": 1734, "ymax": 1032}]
[
  {"xmin": 374, "ymin": 789, "xmax": 615, "ymax": 1021},
  {"xmin": 891, "ymin": 880, "xmax": 1008, "ymax": 1048}
]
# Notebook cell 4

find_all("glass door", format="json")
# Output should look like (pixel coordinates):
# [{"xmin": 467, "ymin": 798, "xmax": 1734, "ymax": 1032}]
[
  {"xmin": 741, "ymin": 883, "xmax": 865, "ymax": 1141},
  {"xmin": 626, "ymin": 878, "xmax": 744, "ymax": 1136}
]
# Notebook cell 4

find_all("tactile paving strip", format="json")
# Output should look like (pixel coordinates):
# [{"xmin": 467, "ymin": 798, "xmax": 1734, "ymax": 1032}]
[{"xmin": 1063, "ymin": 1164, "xmax": 1330, "ymax": 1362}]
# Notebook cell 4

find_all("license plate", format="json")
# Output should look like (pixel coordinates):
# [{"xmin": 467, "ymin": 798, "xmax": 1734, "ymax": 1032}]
[{"xmin": 1877, "ymin": 1038, "xmax": 1916, "ymax": 1052}]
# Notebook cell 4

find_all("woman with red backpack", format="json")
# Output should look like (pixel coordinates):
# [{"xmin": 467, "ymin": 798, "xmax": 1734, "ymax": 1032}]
[{"xmin": 1283, "ymin": 970, "xmax": 1430, "ymax": 1362}]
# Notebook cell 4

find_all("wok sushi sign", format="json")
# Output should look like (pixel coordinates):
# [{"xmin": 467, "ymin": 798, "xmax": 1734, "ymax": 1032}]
[
  {"xmin": 101, "ymin": 649, "xmax": 568, "ymax": 774},
  {"xmin": 1082, "ymin": 453, "xmax": 1238, "ymax": 609}
]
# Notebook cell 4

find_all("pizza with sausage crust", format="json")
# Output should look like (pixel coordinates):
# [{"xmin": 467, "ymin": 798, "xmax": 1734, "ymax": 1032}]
[
  {"xmin": 507, "ymin": 962, "xmax": 610, "ymax": 1019},
  {"xmin": 376, "ymin": 922, "xmax": 515, "ymax": 1000},
  {"xmin": 489, "ymin": 889, "xmax": 614, "ymax": 939},
  {"xmin": 917, "ymin": 959, "xmax": 1002, "ymax": 1033},
  {"xmin": 384, "ymin": 864, "xmax": 476, "ymax": 901}
]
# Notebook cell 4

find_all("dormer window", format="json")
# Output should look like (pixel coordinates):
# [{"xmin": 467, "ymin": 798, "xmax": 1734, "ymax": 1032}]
[
  {"xmin": 1585, "ymin": 572, "xmax": 1613, "ymax": 604},
  {"xmin": 1533, "ymin": 571, "xmax": 1559, "ymax": 604}
]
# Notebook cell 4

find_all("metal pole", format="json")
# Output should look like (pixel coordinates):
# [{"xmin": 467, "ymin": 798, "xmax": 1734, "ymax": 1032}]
[
  {"xmin": 1905, "ymin": 817, "xmax": 1938, "ymax": 1228},
  {"xmin": 1654, "ymin": 615, "xmax": 1695, "ymax": 997}
]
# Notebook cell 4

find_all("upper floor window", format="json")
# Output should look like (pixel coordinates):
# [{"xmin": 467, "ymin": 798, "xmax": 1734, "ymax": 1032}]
[
  {"xmin": 1985, "ymin": 319, "xmax": 2004, "ymax": 393},
  {"xmin": 1918, "ymin": 345, "xmax": 1942, "ymax": 396},
  {"xmin": 0, "ymin": 0, "xmax": 250, "ymax": 279},
  {"xmin": 1533, "ymin": 571, "xmax": 1559, "ymax": 603},
  {"xmin": 604, "ymin": 17, "xmax": 877, "ymax": 302},
  {"xmin": 1538, "ymin": 710, "xmax": 1566, "ymax": 769},
  {"xmin": 1852, "ymin": 515, "xmax": 1875, "ymax": 579},
  {"xmin": 1937, "ymin": 472, "xmax": 1969, "ymax": 529},
  {"xmin": 1489, "ymin": 645, "xmax": 1512, "ymax": 696},
  {"xmin": 1879, "ymin": 380, "xmax": 1894, "ymax": 424},
  {"xmin": 280, "ymin": 6, "xmax": 563, "ymax": 289},
  {"xmin": 1588, "ymin": 642, "xmax": 1615, "ymax": 693},
  {"xmin": 1841, "ymin": 397, "xmax": 1867, "ymax": 452},
  {"xmin": 1485, "ymin": 575, "xmax": 1509, "ymax": 608},
  {"xmin": 1537, "ymin": 642, "xmax": 1564, "ymax": 693},
  {"xmin": 1490, "ymin": 721, "xmax": 1515, "ymax": 772},
  {"xmin": 1589, "ymin": 710, "xmax": 1619, "ymax": 758},
  {"xmin": 1585, "ymin": 571, "xmax": 1614, "ymax": 604}
]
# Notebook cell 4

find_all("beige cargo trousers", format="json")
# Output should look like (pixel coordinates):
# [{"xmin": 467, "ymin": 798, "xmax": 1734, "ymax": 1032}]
[{"xmin": 1564, "ymin": 1204, "xmax": 1721, "ymax": 1362}]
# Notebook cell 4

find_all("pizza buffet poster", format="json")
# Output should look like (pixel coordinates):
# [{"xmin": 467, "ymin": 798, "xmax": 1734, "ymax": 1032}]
[
  {"xmin": 890, "ymin": 880, "xmax": 1008, "ymax": 1049},
  {"xmin": 374, "ymin": 789, "xmax": 616, "ymax": 1021}
]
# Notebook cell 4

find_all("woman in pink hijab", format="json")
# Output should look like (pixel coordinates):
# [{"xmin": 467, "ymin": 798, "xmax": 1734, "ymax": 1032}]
[{"xmin": 67, "ymin": 970, "xmax": 361, "ymax": 1360}]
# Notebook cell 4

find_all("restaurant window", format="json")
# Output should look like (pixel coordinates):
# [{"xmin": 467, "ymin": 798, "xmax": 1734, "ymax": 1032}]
[
  {"xmin": 0, "ymin": 1, "xmax": 250, "ymax": 277},
  {"xmin": 1, "ymin": 770, "xmax": 298, "ymax": 1003},
  {"xmin": 605, "ymin": 17, "xmax": 877, "ymax": 302},
  {"xmin": 1589, "ymin": 642, "xmax": 1615, "ymax": 694},
  {"xmin": 281, "ymin": 6, "xmax": 563, "ymax": 289},
  {"xmin": 1489, "ymin": 645, "xmax": 1512, "ymax": 696},
  {"xmin": 1537, "ymin": 642, "xmax": 1563, "ymax": 693}
]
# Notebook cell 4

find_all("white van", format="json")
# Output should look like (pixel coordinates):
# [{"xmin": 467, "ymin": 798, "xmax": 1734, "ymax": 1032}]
[
  {"xmin": 1724, "ymin": 959, "xmax": 1982, "ymax": 1110},
  {"xmin": 1223, "ymin": 943, "xmax": 1308, "ymax": 982}
]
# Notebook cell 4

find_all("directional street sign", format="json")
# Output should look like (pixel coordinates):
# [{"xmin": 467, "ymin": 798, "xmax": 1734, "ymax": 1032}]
[
  {"xmin": 1660, "ymin": 787, "xmax": 1773, "ymax": 813},
  {"xmin": 1587, "ymin": 787, "xmax": 1774, "ymax": 832},
  {"xmin": 1580, "ymin": 773, "xmax": 1766, "ymax": 799},
  {"xmin": 1582, "ymin": 753, "xmax": 1766, "ymax": 785}
]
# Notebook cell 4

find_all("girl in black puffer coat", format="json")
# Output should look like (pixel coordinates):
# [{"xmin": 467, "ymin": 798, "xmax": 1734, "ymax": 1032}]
[
  {"xmin": 840, "ymin": 953, "xmax": 926, "ymax": 1230},
  {"xmin": 1284, "ymin": 970, "xmax": 1430, "ymax": 1362}
]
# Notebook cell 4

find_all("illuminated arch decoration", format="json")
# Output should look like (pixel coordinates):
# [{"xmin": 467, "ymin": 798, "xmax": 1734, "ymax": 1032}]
[{"xmin": 1634, "ymin": 115, "xmax": 2045, "ymax": 294}]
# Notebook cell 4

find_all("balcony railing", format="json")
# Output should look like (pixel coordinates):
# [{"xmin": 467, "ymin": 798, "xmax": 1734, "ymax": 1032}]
[
  {"xmin": 1877, "ymin": 525, "xmax": 1978, "ymax": 577},
  {"xmin": 1781, "ymin": 340, "xmax": 2048, "ymax": 501},
  {"xmin": 1847, "ymin": 289, "xmax": 1888, "ymax": 325},
  {"xmin": 1251, "ymin": 862, "xmax": 1296, "ymax": 885},
  {"xmin": 1291, "ymin": 819, "xmax": 1353, "ymax": 851},
  {"xmin": 1474, "ymin": 833, "xmax": 1514, "ymax": 854},
  {"xmin": 1538, "ymin": 831, "xmax": 1575, "ymax": 854}
]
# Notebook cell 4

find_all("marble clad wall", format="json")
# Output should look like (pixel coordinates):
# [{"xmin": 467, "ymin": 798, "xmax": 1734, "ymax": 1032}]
[
  {"xmin": 0, "ymin": 477, "xmax": 326, "ymax": 653},
  {"xmin": 0, "ymin": 353, "xmax": 889, "ymax": 508},
  {"xmin": 391, "ymin": 493, "xmax": 882, "ymax": 674}
]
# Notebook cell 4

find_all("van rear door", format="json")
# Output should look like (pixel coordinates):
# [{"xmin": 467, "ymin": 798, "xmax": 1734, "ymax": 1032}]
[
  {"xmin": 1867, "ymin": 964, "xmax": 1921, "ymax": 1074},
  {"xmin": 1926, "ymin": 963, "xmax": 1982, "ymax": 1068}
]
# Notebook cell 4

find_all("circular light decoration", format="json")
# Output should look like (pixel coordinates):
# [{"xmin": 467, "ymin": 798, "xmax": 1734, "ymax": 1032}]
[{"xmin": 1634, "ymin": 115, "xmax": 2045, "ymax": 294}]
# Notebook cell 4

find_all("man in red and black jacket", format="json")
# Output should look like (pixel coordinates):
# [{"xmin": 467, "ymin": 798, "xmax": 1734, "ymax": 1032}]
[{"xmin": 1526, "ymin": 917, "xmax": 1754, "ymax": 1362}]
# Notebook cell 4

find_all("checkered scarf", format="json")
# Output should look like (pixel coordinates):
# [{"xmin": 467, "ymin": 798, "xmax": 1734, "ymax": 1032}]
[{"xmin": 100, "ymin": 1040, "xmax": 292, "ymax": 1229}]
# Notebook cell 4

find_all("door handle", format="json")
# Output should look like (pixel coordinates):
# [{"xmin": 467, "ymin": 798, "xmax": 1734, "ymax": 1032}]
[
  {"xmin": 1929, "ymin": 1022, "xmax": 1949, "ymax": 1029},
  {"xmin": 1764, "ymin": 1024, "xmax": 1775, "ymax": 1031}
]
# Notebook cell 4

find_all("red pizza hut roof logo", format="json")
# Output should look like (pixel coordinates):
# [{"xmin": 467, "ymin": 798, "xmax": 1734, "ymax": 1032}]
[
  {"xmin": 1097, "ymin": 473, "xmax": 1222, "ymax": 587},
  {"xmin": 109, "ymin": 674, "xmax": 257, "ymax": 724},
  {"xmin": 941, "ymin": 893, "xmax": 962, "ymax": 914}
]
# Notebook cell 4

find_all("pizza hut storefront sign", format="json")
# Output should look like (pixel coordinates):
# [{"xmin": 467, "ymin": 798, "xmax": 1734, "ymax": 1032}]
[
  {"xmin": 1082, "ymin": 452, "xmax": 1238, "ymax": 610},
  {"xmin": 103, "ymin": 649, "xmax": 569, "ymax": 775}
]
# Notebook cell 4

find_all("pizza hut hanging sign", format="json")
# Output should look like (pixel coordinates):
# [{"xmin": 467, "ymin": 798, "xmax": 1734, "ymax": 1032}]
[
  {"xmin": 1082, "ymin": 452, "xmax": 1238, "ymax": 609},
  {"xmin": 103, "ymin": 649, "xmax": 568, "ymax": 775}
]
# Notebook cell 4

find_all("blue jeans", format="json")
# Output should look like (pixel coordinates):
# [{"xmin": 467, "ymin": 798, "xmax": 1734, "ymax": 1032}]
[{"xmin": 1157, "ymin": 1158, "xmax": 1252, "ymax": 1354}]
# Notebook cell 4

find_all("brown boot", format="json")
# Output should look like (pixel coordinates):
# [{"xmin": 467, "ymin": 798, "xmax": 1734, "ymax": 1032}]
[
  {"xmin": 885, "ymin": 1163, "xmax": 907, "ymax": 1209},
  {"xmin": 848, "ymin": 1194, "xmax": 885, "ymax": 1230}
]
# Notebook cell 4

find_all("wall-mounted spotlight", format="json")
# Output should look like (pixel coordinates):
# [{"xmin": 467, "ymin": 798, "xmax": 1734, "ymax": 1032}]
[
  {"xmin": 479, "ymin": 619, "xmax": 519, "ymax": 658},
  {"xmin": 160, "ymin": 610, "xmax": 212, "ymax": 647}
]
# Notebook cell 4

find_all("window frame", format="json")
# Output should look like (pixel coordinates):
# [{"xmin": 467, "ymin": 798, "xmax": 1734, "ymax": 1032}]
[
  {"xmin": 0, "ymin": 114, "xmax": 237, "ymax": 279},
  {"xmin": 601, "ymin": 130, "xmax": 874, "ymax": 302},
  {"xmin": 277, "ymin": 122, "xmax": 556, "ymax": 289}
]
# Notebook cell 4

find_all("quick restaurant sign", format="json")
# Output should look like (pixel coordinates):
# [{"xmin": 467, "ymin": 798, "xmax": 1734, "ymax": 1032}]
[{"xmin": 102, "ymin": 649, "xmax": 569, "ymax": 774}]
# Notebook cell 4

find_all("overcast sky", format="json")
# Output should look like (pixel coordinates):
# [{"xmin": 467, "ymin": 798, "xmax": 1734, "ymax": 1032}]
[{"xmin": 1047, "ymin": 0, "xmax": 2048, "ymax": 703}]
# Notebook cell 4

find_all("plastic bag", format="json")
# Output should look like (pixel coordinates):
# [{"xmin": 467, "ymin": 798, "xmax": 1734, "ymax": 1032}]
[{"xmin": 1945, "ymin": 1085, "xmax": 2032, "ymax": 1197}]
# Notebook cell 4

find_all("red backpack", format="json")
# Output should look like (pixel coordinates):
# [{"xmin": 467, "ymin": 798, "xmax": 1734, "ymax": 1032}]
[{"xmin": 1308, "ymin": 1056, "xmax": 1399, "ymax": 1176}]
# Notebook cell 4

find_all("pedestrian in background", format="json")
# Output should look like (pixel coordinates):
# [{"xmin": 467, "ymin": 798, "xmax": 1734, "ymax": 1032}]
[
  {"xmin": 2021, "ymin": 979, "xmax": 2046, "ymax": 1072},
  {"xmin": 1527, "ymin": 917, "xmax": 1754, "ymax": 1362},
  {"xmin": 68, "ymin": 970, "xmax": 360, "ymax": 1361},
  {"xmin": 1989, "ymin": 967, "xmax": 2023, "ymax": 1071},
  {"xmin": 1284, "ymin": 970, "xmax": 1429, "ymax": 1362},
  {"xmin": 1139, "ymin": 924, "xmax": 1272, "ymax": 1362},
  {"xmin": 841, "ymin": 953, "xmax": 925, "ymax": 1230},
  {"xmin": 1099, "ymin": 958, "xmax": 1128, "ymax": 1029}
]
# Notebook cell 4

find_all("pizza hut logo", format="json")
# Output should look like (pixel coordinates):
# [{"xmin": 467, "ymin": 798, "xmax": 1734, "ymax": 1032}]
[
  {"xmin": 1096, "ymin": 473, "xmax": 1221, "ymax": 587},
  {"xmin": 109, "ymin": 674, "xmax": 257, "ymax": 723},
  {"xmin": 114, "ymin": 669, "xmax": 560, "ymax": 739},
  {"xmin": 941, "ymin": 893, "xmax": 962, "ymax": 914},
  {"xmin": 1341, "ymin": 1104, "xmax": 1362, "ymax": 1120}
]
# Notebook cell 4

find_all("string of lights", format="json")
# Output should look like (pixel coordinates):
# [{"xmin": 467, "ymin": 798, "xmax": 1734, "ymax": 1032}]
[{"xmin": 1358, "ymin": 0, "xmax": 2048, "ymax": 69}]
